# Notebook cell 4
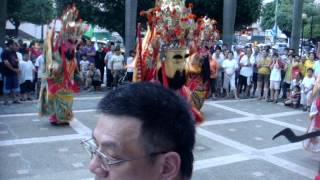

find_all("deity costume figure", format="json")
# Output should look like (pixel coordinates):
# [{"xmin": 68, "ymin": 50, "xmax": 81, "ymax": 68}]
[
  {"xmin": 39, "ymin": 5, "xmax": 83, "ymax": 125},
  {"xmin": 185, "ymin": 46, "xmax": 212, "ymax": 109},
  {"xmin": 132, "ymin": 0, "xmax": 220, "ymax": 124},
  {"xmin": 185, "ymin": 17, "xmax": 218, "ymax": 109}
]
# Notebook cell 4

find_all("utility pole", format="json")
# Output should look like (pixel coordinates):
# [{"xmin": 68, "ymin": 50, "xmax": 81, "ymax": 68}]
[
  {"xmin": 290, "ymin": 0, "xmax": 303, "ymax": 53},
  {"xmin": 223, "ymin": 0, "xmax": 237, "ymax": 49},
  {"xmin": 0, "ymin": 0, "xmax": 7, "ymax": 47},
  {"xmin": 274, "ymin": 0, "xmax": 279, "ymax": 44},
  {"xmin": 310, "ymin": 15, "xmax": 314, "ymax": 39},
  {"xmin": 125, "ymin": 0, "xmax": 138, "ymax": 59}
]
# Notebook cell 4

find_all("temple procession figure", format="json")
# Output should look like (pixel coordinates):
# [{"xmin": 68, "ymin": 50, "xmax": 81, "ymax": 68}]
[
  {"xmin": 133, "ymin": 0, "xmax": 219, "ymax": 123},
  {"xmin": 39, "ymin": 5, "xmax": 83, "ymax": 125}
]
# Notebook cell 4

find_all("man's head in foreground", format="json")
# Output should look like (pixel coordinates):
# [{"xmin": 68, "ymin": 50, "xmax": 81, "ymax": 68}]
[{"xmin": 87, "ymin": 82, "xmax": 195, "ymax": 180}]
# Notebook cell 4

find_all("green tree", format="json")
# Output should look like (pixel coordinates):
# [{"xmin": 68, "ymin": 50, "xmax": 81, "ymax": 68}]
[
  {"xmin": 56, "ymin": 0, "xmax": 261, "ymax": 38},
  {"xmin": 185, "ymin": 0, "xmax": 262, "ymax": 30},
  {"xmin": 7, "ymin": 0, "xmax": 54, "ymax": 37},
  {"xmin": 0, "ymin": 0, "xmax": 7, "ymax": 47},
  {"xmin": 261, "ymin": 0, "xmax": 320, "ymax": 38},
  {"xmin": 56, "ymin": 0, "xmax": 155, "ymax": 38}
]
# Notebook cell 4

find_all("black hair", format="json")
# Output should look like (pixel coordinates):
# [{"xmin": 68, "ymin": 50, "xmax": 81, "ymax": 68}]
[
  {"xmin": 129, "ymin": 50, "xmax": 135, "ymax": 55},
  {"xmin": 310, "ymin": 52, "xmax": 317, "ymax": 59},
  {"xmin": 293, "ymin": 85, "xmax": 301, "ymax": 91},
  {"xmin": 110, "ymin": 41, "xmax": 115, "ymax": 46},
  {"xmin": 307, "ymin": 68, "xmax": 314, "ymax": 73},
  {"xmin": 21, "ymin": 49, "xmax": 29, "ymax": 55},
  {"xmin": 115, "ymin": 45, "xmax": 121, "ymax": 51},
  {"xmin": 98, "ymin": 82, "xmax": 195, "ymax": 178},
  {"xmin": 201, "ymin": 55, "xmax": 211, "ymax": 83},
  {"xmin": 158, "ymin": 69, "xmax": 187, "ymax": 90},
  {"xmin": 215, "ymin": 46, "xmax": 221, "ymax": 51},
  {"xmin": 6, "ymin": 39, "xmax": 14, "ymax": 47}
]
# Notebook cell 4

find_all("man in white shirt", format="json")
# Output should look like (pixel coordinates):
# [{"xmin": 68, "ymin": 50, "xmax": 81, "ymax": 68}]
[
  {"xmin": 126, "ymin": 50, "xmax": 135, "ymax": 82},
  {"xmin": 35, "ymin": 54, "xmax": 45, "ymax": 98},
  {"xmin": 110, "ymin": 46, "xmax": 124, "ymax": 88},
  {"xmin": 104, "ymin": 42, "xmax": 115, "ymax": 89},
  {"xmin": 269, "ymin": 54, "xmax": 284, "ymax": 103},
  {"xmin": 20, "ymin": 52, "xmax": 35, "ymax": 101},
  {"xmin": 222, "ymin": 51, "xmax": 239, "ymax": 99},
  {"xmin": 212, "ymin": 46, "xmax": 225, "ymax": 96},
  {"xmin": 238, "ymin": 47, "xmax": 255, "ymax": 98},
  {"xmin": 301, "ymin": 68, "xmax": 316, "ymax": 111}
]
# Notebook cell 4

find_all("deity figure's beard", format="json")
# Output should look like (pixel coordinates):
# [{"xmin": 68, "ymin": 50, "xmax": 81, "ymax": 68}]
[
  {"xmin": 158, "ymin": 69, "xmax": 186, "ymax": 90},
  {"xmin": 65, "ymin": 48, "xmax": 75, "ymax": 61}
]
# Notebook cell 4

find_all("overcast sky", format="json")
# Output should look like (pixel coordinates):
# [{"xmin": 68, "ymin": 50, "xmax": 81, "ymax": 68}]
[
  {"xmin": 263, "ymin": 0, "xmax": 320, "ymax": 5},
  {"xmin": 263, "ymin": 0, "xmax": 274, "ymax": 4}
]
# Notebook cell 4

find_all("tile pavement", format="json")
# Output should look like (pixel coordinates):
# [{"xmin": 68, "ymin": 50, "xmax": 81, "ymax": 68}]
[{"xmin": 0, "ymin": 95, "xmax": 318, "ymax": 180}]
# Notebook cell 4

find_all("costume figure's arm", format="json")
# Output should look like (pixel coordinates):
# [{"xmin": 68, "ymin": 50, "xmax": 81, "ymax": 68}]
[{"xmin": 310, "ymin": 75, "xmax": 320, "ymax": 102}]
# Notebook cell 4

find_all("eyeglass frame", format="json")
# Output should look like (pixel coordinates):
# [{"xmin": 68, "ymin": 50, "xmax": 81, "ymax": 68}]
[{"xmin": 80, "ymin": 138, "xmax": 168, "ymax": 170}]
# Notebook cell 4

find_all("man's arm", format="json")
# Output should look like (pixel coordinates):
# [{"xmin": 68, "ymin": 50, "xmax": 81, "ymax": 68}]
[
  {"xmin": 87, "ymin": 49, "xmax": 96, "ymax": 56},
  {"xmin": 104, "ymin": 53, "xmax": 108, "ymax": 65},
  {"xmin": 3, "ymin": 60, "xmax": 18, "ymax": 73}
]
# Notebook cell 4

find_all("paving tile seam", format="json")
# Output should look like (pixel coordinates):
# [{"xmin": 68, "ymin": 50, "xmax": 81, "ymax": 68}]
[
  {"xmin": 206, "ymin": 102, "xmax": 307, "ymax": 131},
  {"xmin": 70, "ymin": 118, "xmax": 92, "ymax": 136},
  {"xmin": 259, "ymin": 117, "xmax": 307, "ymax": 132},
  {"xmin": 193, "ymin": 153, "xmax": 253, "ymax": 171},
  {"xmin": 0, "ymin": 96, "xmax": 104, "ymax": 105},
  {"xmin": 0, "ymin": 109, "xmax": 96, "ymax": 118},
  {"xmin": 0, "ymin": 100, "xmax": 315, "ymax": 179},
  {"xmin": 206, "ymin": 98, "xmax": 257, "ymax": 104},
  {"xmin": 260, "ymin": 155, "xmax": 315, "ymax": 179},
  {"xmin": 201, "ymin": 116, "xmax": 257, "ymax": 127},
  {"xmin": 0, "ymin": 134, "xmax": 85, "ymax": 146},
  {"xmin": 260, "ymin": 143, "xmax": 302, "ymax": 155},
  {"xmin": 197, "ymin": 127, "xmax": 315, "ymax": 179}
]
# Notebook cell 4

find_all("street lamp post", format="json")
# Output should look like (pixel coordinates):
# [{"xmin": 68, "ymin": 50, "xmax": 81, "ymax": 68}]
[
  {"xmin": 274, "ymin": 0, "xmax": 279, "ymax": 44},
  {"xmin": 290, "ymin": 0, "xmax": 303, "ymax": 53},
  {"xmin": 125, "ymin": 0, "xmax": 138, "ymax": 59},
  {"xmin": 310, "ymin": 15, "xmax": 314, "ymax": 39},
  {"xmin": 223, "ymin": 0, "xmax": 237, "ymax": 48},
  {"xmin": 301, "ymin": 13, "xmax": 307, "ymax": 55}
]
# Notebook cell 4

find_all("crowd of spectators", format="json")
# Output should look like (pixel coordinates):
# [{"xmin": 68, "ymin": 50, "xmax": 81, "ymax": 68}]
[
  {"xmin": 209, "ymin": 44, "xmax": 319, "ymax": 112},
  {"xmin": 0, "ymin": 38, "xmax": 134, "ymax": 105}
]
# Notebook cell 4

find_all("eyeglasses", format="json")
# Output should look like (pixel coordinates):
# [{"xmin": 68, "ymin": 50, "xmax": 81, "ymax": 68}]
[{"xmin": 80, "ymin": 138, "xmax": 167, "ymax": 171}]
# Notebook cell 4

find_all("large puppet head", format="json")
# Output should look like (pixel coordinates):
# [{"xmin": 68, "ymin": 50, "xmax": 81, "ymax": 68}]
[
  {"xmin": 55, "ymin": 5, "xmax": 84, "ymax": 61},
  {"xmin": 158, "ymin": 48, "xmax": 189, "ymax": 90}
]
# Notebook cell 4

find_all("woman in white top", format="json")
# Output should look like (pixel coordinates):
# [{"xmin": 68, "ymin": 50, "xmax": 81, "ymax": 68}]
[
  {"xmin": 269, "ymin": 54, "xmax": 284, "ymax": 103},
  {"xmin": 222, "ymin": 51, "xmax": 239, "ymax": 99}
]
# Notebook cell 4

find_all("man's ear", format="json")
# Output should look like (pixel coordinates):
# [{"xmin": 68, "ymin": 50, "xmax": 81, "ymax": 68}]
[{"xmin": 160, "ymin": 152, "xmax": 181, "ymax": 180}]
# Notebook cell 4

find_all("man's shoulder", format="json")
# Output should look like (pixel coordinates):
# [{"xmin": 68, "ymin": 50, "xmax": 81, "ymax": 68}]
[{"xmin": 1, "ymin": 49, "xmax": 12, "ymax": 57}]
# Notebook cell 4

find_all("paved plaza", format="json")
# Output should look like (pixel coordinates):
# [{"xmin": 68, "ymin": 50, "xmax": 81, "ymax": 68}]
[{"xmin": 0, "ymin": 92, "xmax": 318, "ymax": 180}]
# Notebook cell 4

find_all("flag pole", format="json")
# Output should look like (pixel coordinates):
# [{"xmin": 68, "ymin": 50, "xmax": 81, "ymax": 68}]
[{"xmin": 274, "ymin": 0, "xmax": 279, "ymax": 44}]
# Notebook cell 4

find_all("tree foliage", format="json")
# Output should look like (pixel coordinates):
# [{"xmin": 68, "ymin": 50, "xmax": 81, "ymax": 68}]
[
  {"xmin": 7, "ymin": 0, "xmax": 262, "ymax": 39},
  {"xmin": 55, "ymin": 0, "xmax": 155, "ymax": 37},
  {"xmin": 56, "ymin": 0, "xmax": 261, "ymax": 37},
  {"xmin": 261, "ymin": 0, "xmax": 320, "ymax": 38},
  {"xmin": 185, "ymin": 0, "xmax": 262, "ymax": 31},
  {"xmin": 7, "ymin": 0, "xmax": 54, "ymax": 37}
]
